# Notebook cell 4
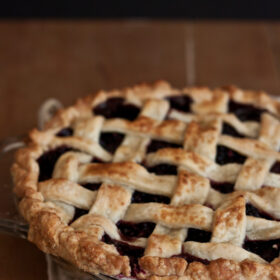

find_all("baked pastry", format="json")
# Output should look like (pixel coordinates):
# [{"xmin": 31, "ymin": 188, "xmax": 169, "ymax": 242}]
[{"xmin": 11, "ymin": 81, "xmax": 280, "ymax": 279}]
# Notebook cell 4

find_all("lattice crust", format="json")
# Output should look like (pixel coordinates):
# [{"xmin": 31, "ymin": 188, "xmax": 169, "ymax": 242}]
[{"xmin": 11, "ymin": 81, "xmax": 280, "ymax": 279}]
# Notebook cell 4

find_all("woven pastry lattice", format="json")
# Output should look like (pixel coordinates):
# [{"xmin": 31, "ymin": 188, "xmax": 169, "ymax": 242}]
[{"xmin": 12, "ymin": 82, "xmax": 280, "ymax": 278}]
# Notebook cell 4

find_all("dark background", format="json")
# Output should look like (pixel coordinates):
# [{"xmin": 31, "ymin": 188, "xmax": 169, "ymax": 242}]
[{"xmin": 1, "ymin": 0, "xmax": 280, "ymax": 19}]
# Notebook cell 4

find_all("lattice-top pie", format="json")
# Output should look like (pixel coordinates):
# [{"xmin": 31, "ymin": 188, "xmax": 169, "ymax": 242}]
[{"xmin": 12, "ymin": 81, "xmax": 280, "ymax": 279}]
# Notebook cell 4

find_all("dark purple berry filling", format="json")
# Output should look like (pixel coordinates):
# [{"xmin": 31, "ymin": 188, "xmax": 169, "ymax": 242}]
[
  {"xmin": 71, "ymin": 208, "xmax": 88, "ymax": 223},
  {"xmin": 216, "ymin": 145, "xmax": 246, "ymax": 165},
  {"xmin": 245, "ymin": 204, "xmax": 280, "ymax": 261},
  {"xmin": 243, "ymin": 239, "xmax": 280, "ymax": 262},
  {"xmin": 117, "ymin": 221, "xmax": 156, "ymax": 239},
  {"xmin": 228, "ymin": 100, "xmax": 267, "ymax": 122},
  {"xmin": 246, "ymin": 204, "xmax": 274, "ymax": 221},
  {"xmin": 56, "ymin": 127, "xmax": 74, "ymax": 137},
  {"xmin": 175, "ymin": 252, "xmax": 210, "ymax": 265},
  {"xmin": 91, "ymin": 157, "xmax": 105, "ymax": 163},
  {"xmin": 145, "ymin": 164, "xmax": 178, "ymax": 175},
  {"xmin": 37, "ymin": 146, "xmax": 73, "ymax": 181},
  {"xmin": 102, "ymin": 234, "xmax": 144, "ymax": 277},
  {"xmin": 185, "ymin": 228, "xmax": 211, "ymax": 243},
  {"xmin": 270, "ymin": 161, "xmax": 280, "ymax": 174},
  {"xmin": 99, "ymin": 132, "xmax": 125, "ymax": 154},
  {"xmin": 222, "ymin": 123, "xmax": 245, "ymax": 138},
  {"xmin": 132, "ymin": 191, "xmax": 170, "ymax": 204},
  {"xmin": 210, "ymin": 181, "xmax": 235, "ymax": 194},
  {"xmin": 81, "ymin": 183, "xmax": 102, "ymax": 191},
  {"xmin": 147, "ymin": 139, "xmax": 182, "ymax": 154},
  {"xmin": 166, "ymin": 95, "xmax": 193, "ymax": 113},
  {"xmin": 93, "ymin": 98, "xmax": 140, "ymax": 121}
]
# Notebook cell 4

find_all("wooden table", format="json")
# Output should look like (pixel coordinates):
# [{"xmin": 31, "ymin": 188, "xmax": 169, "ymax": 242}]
[{"xmin": 0, "ymin": 20, "xmax": 280, "ymax": 280}]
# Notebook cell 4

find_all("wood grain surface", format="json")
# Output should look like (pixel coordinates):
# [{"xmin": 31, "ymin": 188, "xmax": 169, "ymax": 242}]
[{"xmin": 0, "ymin": 20, "xmax": 280, "ymax": 280}]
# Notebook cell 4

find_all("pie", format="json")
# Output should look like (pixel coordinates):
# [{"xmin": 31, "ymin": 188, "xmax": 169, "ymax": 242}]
[{"xmin": 11, "ymin": 81, "xmax": 280, "ymax": 279}]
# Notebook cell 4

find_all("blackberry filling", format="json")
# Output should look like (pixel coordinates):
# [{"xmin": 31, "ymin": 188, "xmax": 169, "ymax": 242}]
[
  {"xmin": 147, "ymin": 139, "xmax": 182, "ymax": 154},
  {"xmin": 270, "ymin": 161, "xmax": 280, "ymax": 174},
  {"xmin": 185, "ymin": 228, "xmax": 211, "ymax": 243},
  {"xmin": 145, "ymin": 164, "xmax": 178, "ymax": 175},
  {"xmin": 210, "ymin": 181, "xmax": 234, "ymax": 194},
  {"xmin": 117, "ymin": 221, "xmax": 156, "ymax": 239},
  {"xmin": 93, "ymin": 97, "xmax": 140, "ymax": 121},
  {"xmin": 216, "ymin": 145, "xmax": 246, "ymax": 165},
  {"xmin": 81, "ymin": 183, "xmax": 102, "ymax": 191},
  {"xmin": 56, "ymin": 127, "xmax": 74, "ymax": 137},
  {"xmin": 243, "ymin": 205, "xmax": 280, "ymax": 262},
  {"xmin": 246, "ymin": 204, "xmax": 274, "ymax": 221},
  {"xmin": 71, "ymin": 208, "xmax": 88, "ymax": 223},
  {"xmin": 228, "ymin": 100, "xmax": 267, "ymax": 122},
  {"xmin": 178, "ymin": 228, "xmax": 212, "ymax": 265},
  {"xmin": 37, "ymin": 146, "xmax": 73, "ymax": 181},
  {"xmin": 176, "ymin": 252, "xmax": 210, "ymax": 265},
  {"xmin": 166, "ymin": 95, "xmax": 193, "ymax": 113},
  {"xmin": 91, "ymin": 157, "xmax": 104, "ymax": 163},
  {"xmin": 132, "ymin": 191, "xmax": 170, "ymax": 204},
  {"xmin": 222, "ymin": 123, "xmax": 245, "ymax": 138},
  {"xmin": 102, "ymin": 234, "xmax": 144, "ymax": 277},
  {"xmin": 243, "ymin": 239, "xmax": 280, "ymax": 262},
  {"xmin": 99, "ymin": 132, "xmax": 125, "ymax": 154}
]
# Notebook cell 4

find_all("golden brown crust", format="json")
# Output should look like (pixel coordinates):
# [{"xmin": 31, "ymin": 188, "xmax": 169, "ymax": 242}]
[
  {"xmin": 139, "ymin": 256, "xmax": 187, "ymax": 278},
  {"xmin": 149, "ymin": 259, "xmax": 280, "ymax": 280},
  {"xmin": 11, "ymin": 81, "xmax": 280, "ymax": 279}
]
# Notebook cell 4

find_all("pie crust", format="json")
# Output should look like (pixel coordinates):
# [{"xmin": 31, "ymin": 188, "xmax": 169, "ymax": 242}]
[{"xmin": 11, "ymin": 81, "xmax": 280, "ymax": 279}]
